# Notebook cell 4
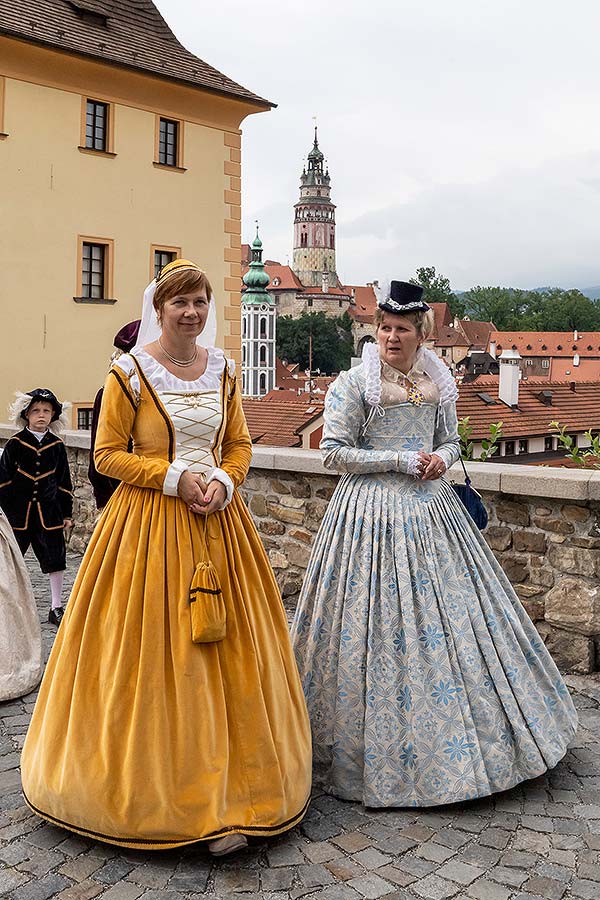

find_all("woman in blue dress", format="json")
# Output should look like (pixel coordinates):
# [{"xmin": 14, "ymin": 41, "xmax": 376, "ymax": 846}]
[{"xmin": 291, "ymin": 280, "xmax": 577, "ymax": 808}]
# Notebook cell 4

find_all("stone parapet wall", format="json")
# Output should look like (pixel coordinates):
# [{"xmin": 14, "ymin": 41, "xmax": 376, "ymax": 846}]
[{"xmin": 2, "ymin": 426, "xmax": 599, "ymax": 673}]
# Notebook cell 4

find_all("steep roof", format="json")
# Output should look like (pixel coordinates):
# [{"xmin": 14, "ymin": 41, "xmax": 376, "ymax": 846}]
[
  {"xmin": 346, "ymin": 285, "xmax": 377, "ymax": 324},
  {"xmin": 0, "ymin": 0, "xmax": 271, "ymax": 106},
  {"xmin": 242, "ymin": 393, "xmax": 324, "ymax": 447},
  {"xmin": 428, "ymin": 302, "xmax": 453, "ymax": 337},
  {"xmin": 459, "ymin": 319, "xmax": 494, "ymax": 350},
  {"xmin": 491, "ymin": 331, "xmax": 600, "ymax": 357},
  {"xmin": 456, "ymin": 380, "xmax": 600, "ymax": 440},
  {"xmin": 435, "ymin": 326, "xmax": 470, "ymax": 348}
]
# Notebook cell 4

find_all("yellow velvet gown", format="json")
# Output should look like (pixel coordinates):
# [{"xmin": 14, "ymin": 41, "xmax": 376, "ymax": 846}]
[{"xmin": 20, "ymin": 350, "xmax": 312, "ymax": 849}]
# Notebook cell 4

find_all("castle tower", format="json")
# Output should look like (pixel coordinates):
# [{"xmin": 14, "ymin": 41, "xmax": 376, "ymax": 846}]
[
  {"xmin": 242, "ymin": 226, "xmax": 276, "ymax": 397},
  {"xmin": 292, "ymin": 126, "xmax": 337, "ymax": 288}
]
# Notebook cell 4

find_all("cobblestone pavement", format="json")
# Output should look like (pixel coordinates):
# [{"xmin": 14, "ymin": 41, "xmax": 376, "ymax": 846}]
[{"xmin": 2, "ymin": 555, "xmax": 600, "ymax": 900}]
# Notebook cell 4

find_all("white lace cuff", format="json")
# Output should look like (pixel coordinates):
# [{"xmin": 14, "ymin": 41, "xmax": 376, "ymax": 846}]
[
  {"xmin": 206, "ymin": 467, "xmax": 234, "ymax": 508},
  {"xmin": 163, "ymin": 459, "xmax": 188, "ymax": 496},
  {"xmin": 404, "ymin": 452, "xmax": 423, "ymax": 478}
]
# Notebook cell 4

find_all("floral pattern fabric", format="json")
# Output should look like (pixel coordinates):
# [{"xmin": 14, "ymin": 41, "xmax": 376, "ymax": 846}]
[{"xmin": 291, "ymin": 365, "xmax": 577, "ymax": 807}]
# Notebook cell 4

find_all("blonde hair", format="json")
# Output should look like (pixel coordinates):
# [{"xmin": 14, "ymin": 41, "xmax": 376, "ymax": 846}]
[{"xmin": 374, "ymin": 306, "xmax": 435, "ymax": 341}]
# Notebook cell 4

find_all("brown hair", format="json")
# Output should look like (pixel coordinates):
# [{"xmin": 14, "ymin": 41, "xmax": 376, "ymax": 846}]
[
  {"xmin": 374, "ymin": 306, "xmax": 435, "ymax": 341},
  {"xmin": 153, "ymin": 269, "xmax": 213, "ymax": 315}
]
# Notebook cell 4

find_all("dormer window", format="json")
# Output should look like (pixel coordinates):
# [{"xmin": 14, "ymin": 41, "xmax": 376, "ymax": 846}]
[{"xmin": 68, "ymin": 2, "xmax": 108, "ymax": 27}]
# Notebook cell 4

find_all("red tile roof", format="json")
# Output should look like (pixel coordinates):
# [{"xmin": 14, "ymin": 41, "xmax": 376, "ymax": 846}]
[
  {"xmin": 456, "ymin": 380, "xmax": 600, "ymax": 440},
  {"xmin": 459, "ymin": 320, "xmax": 494, "ymax": 350},
  {"xmin": 242, "ymin": 393, "xmax": 324, "ymax": 447},
  {"xmin": 345, "ymin": 285, "xmax": 378, "ymax": 323},
  {"xmin": 435, "ymin": 326, "xmax": 470, "ymax": 348},
  {"xmin": 0, "ymin": 1, "xmax": 271, "ymax": 105},
  {"xmin": 428, "ymin": 302, "xmax": 453, "ymax": 336},
  {"xmin": 241, "ymin": 262, "xmax": 304, "ymax": 292},
  {"xmin": 491, "ymin": 332, "xmax": 600, "ymax": 357}
]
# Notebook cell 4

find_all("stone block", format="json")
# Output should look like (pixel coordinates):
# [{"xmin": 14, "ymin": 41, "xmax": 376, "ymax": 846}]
[
  {"xmin": 500, "ymin": 556, "xmax": 528, "ymax": 583},
  {"xmin": 529, "ymin": 566, "xmax": 555, "ymax": 588},
  {"xmin": 281, "ymin": 574, "xmax": 303, "ymax": 598},
  {"xmin": 520, "ymin": 597, "xmax": 545, "ymax": 622},
  {"xmin": 532, "ymin": 516, "xmax": 574, "ymax": 535},
  {"xmin": 538, "ymin": 624, "xmax": 595, "ymax": 674},
  {"xmin": 268, "ymin": 550, "xmax": 288, "ymax": 570},
  {"xmin": 545, "ymin": 577, "xmax": 600, "ymax": 635},
  {"xmin": 289, "ymin": 527, "xmax": 313, "ymax": 544},
  {"xmin": 290, "ymin": 480, "xmax": 312, "ymax": 499},
  {"xmin": 267, "ymin": 502, "xmax": 305, "ymax": 525},
  {"xmin": 283, "ymin": 540, "xmax": 311, "ymax": 569},
  {"xmin": 495, "ymin": 500, "xmax": 530, "ymax": 527},
  {"xmin": 485, "ymin": 526, "xmax": 512, "ymax": 552},
  {"xmin": 504, "ymin": 467, "xmax": 592, "ymax": 500},
  {"xmin": 562, "ymin": 505, "xmax": 591, "ymax": 523},
  {"xmin": 513, "ymin": 530, "xmax": 547, "ymax": 554},
  {"xmin": 548, "ymin": 544, "xmax": 599, "ymax": 578},
  {"xmin": 572, "ymin": 536, "xmax": 600, "ymax": 549},
  {"xmin": 270, "ymin": 478, "xmax": 291, "ymax": 495},
  {"xmin": 259, "ymin": 519, "xmax": 286, "ymax": 536},
  {"xmin": 249, "ymin": 494, "xmax": 267, "ymax": 517},
  {"xmin": 316, "ymin": 485, "xmax": 336, "ymax": 500}
]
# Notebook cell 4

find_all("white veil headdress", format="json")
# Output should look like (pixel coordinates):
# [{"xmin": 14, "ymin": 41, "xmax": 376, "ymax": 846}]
[{"xmin": 132, "ymin": 263, "xmax": 217, "ymax": 353}]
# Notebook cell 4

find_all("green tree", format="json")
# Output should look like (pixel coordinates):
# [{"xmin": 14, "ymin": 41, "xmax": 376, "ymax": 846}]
[
  {"xmin": 276, "ymin": 312, "xmax": 354, "ymax": 373},
  {"xmin": 461, "ymin": 285, "xmax": 600, "ymax": 331},
  {"xmin": 409, "ymin": 266, "xmax": 465, "ymax": 317},
  {"xmin": 461, "ymin": 286, "xmax": 528, "ymax": 330}
]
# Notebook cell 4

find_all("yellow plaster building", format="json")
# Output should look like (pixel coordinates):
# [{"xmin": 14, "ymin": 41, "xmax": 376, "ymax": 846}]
[{"xmin": 0, "ymin": 0, "xmax": 271, "ymax": 427}]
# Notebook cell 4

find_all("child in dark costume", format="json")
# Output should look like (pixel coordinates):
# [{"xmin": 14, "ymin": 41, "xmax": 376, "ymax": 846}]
[{"xmin": 0, "ymin": 389, "xmax": 73, "ymax": 626}]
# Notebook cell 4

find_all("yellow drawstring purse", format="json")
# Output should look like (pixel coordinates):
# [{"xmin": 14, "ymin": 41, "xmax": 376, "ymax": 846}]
[{"xmin": 188, "ymin": 515, "xmax": 226, "ymax": 643}]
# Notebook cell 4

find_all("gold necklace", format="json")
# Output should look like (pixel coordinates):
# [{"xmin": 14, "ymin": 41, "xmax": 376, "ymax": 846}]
[{"xmin": 158, "ymin": 337, "xmax": 198, "ymax": 367}]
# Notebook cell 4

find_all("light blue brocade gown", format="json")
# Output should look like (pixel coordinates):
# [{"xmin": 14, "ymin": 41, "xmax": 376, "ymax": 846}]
[{"xmin": 291, "ymin": 363, "xmax": 577, "ymax": 808}]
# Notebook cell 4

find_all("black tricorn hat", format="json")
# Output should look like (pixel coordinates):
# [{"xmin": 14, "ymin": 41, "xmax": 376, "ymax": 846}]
[
  {"xmin": 378, "ymin": 280, "xmax": 430, "ymax": 314},
  {"xmin": 22, "ymin": 388, "xmax": 63, "ymax": 422}
]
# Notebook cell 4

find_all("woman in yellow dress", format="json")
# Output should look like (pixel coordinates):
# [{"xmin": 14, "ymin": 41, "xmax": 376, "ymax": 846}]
[{"xmin": 21, "ymin": 259, "xmax": 311, "ymax": 855}]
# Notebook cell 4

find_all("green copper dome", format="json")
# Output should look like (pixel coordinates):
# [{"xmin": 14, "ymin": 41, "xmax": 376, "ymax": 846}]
[{"xmin": 242, "ymin": 224, "xmax": 273, "ymax": 304}]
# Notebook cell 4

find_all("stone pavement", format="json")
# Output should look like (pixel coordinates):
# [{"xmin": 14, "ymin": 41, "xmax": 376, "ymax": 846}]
[{"xmin": 2, "ymin": 555, "xmax": 600, "ymax": 900}]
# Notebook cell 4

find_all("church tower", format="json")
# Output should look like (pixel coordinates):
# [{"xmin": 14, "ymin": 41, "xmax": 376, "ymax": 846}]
[
  {"xmin": 292, "ymin": 127, "xmax": 338, "ymax": 288},
  {"xmin": 242, "ymin": 226, "xmax": 276, "ymax": 397}
]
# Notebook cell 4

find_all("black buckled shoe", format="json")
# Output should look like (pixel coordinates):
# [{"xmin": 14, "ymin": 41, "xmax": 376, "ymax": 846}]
[{"xmin": 48, "ymin": 607, "xmax": 64, "ymax": 627}]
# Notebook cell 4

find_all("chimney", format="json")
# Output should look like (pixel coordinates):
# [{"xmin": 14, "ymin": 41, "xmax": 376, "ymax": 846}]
[
  {"xmin": 498, "ymin": 348, "xmax": 521, "ymax": 407},
  {"xmin": 574, "ymin": 329, "xmax": 578, "ymax": 341},
  {"xmin": 489, "ymin": 340, "xmax": 497, "ymax": 358},
  {"xmin": 573, "ymin": 353, "xmax": 580, "ymax": 367}
]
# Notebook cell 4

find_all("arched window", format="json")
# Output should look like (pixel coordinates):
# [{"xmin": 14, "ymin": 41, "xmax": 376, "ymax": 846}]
[
  {"xmin": 330, "ymin": 232, "xmax": 335, "ymax": 248},
  {"xmin": 242, "ymin": 372, "xmax": 247, "ymax": 394},
  {"xmin": 259, "ymin": 316, "xmax": 267, "ymax": 339},
  {"xmin": 259, "ymin": 373, "xmax": 266, "ymax": 394},
  {"xmin": 259, "ymin": 345, "xmax": 267, "ymax": 365},
  {"xmin": 242, "ymin": 344, "xmax": 246, "ymax": 364},
  {"xmin": 242, "ymin": 317, "xmax": 247, "ymax": 337}
]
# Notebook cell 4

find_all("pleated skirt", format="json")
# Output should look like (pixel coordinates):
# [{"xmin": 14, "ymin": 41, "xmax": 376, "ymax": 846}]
[
  {"xmin": 21, "ymin": 485, "xmax": 311, "ymax": 848},
  {"xmin": 291, "ymin": 472, "xmax": 577, "ymax": 807},
  {"xmin": 0, "ymin": 511, "xmax": 42, "ymax": 701}
]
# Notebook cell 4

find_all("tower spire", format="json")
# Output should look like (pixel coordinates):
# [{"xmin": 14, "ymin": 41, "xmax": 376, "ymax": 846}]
[{"xmin": 292, "ymin": 125, "xmax": 337, "ymax": 289}]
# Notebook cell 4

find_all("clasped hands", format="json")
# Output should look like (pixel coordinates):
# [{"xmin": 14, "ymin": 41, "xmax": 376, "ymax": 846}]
[
  {"xmin": 178, "ymin": 470, "xmax": 226, "ymax": 515},
  {"xmin": 415, "ymin": 451, "xmax": 447, "ymax": 481}
]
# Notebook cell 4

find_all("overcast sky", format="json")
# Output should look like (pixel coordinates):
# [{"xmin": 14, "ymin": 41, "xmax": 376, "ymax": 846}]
[{"xmin": 156, "ymin": 0, "xmax": 600, "ymax": 291}]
